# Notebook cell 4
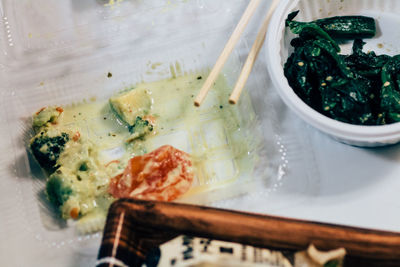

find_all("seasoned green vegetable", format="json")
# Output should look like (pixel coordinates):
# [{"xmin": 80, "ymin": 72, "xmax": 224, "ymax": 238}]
[
  {"xmin": 30, "ymin": 131, "xmax": 70, "ymax": 172},
  {"xmin": 380, "ymin": 55, "xmax": 400, "ymax": 123},
  {"xmin": 286, "ymin": 11, "xmax": 340, "ymax": 52},
  {"xmin": 315, "ymin": 15, "xmax": 376, "ymax": 39},
  {"xmin": 324, "ymin": 260, "xmax": 340, "ymax": 267},
  {"xmin": 284, "ymin": 11, "xmax": 400, "ymax": 125},
  {"xmin": 287, "ymin": 11, "xmax": 376, "ymax": 40}
]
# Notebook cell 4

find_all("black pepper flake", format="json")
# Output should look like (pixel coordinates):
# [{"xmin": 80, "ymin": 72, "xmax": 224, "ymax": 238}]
[
  {"xmin": 219, "ymin": 247, "xmax": 234, "ymax": 254},
  {"xmin": 104, "ymin": 117, "xmax": 107, "ymax": 120},
  {"xmin": 219, "ymin": 105, "xmax": 223, "ymax": 109},
  {"xmin": 197, "ymin": 76, "xmax": 202, "ymax": 80},
  {"xmin": 182, "ymin": 236, "xmax": 193, "ymax": 245},
  {"xmin": 107, "ymin": 72, "xmax": 112, "ymax": 78},
  {"xmin": 183, "ymin": 247, "xmax": 193, "ymax": 260},
  {"xmin": 241, "ymin": 245, "xmax": 247, "ymax": 261}
]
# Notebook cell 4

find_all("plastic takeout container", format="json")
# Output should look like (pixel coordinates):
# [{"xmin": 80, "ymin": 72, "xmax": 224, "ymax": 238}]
[
  {"xmin": 0, "ymin": 1, "xmax": 318, "ymax": 266},
  {"xmin": 266, "ymin": 0, "xmax": 400, "ymax": 147}
]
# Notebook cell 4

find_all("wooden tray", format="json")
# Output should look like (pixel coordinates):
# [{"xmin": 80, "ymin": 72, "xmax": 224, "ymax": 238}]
[{"xmin": 97, "ymin": 199, "xmax": 400, "ymax": 267}]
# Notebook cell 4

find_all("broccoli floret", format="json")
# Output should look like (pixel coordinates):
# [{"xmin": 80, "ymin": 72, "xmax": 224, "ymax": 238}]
[
  {"xmin": 46, "ymin": 172, "xmax": 73, "ymax": 208},
  {"xmin": 126, "ymin": 116, "xmax": 153, "ymax": 142},
  {"xmin": 30, "ymin": 131, "xmax": 69, "ymax": 173}
]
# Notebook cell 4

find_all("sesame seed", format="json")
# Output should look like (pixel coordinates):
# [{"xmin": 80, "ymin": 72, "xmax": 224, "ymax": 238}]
[
  {"xmin": 324, "ymin": 106, "xmax": 330, "ymax": 111},
  {"xmin": 326, "ymin": 76, "xmax": 333, "ymax": 81},
  {"xmin": 298, "ymin": 62, "xmax": 304, "ymax": 67},
  {"xmin": 384, "ymin": 81, "xmax": 391, "ymax": 87},
  {"xmin": 321, "ymin": 83, "xmax": 327, "ymax": 87}
]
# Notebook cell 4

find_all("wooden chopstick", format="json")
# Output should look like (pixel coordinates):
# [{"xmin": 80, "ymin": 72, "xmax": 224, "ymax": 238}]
[
  {"xmin": 194, "ymin": 0, "xmax": 262, "ymax": 107},
  {"xmin": 229, "ymin": 0, "xmax": 280, "ymax": 104}
]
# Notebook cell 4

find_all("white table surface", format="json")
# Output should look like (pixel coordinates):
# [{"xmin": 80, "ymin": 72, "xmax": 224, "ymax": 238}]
[{"xmin": 0, "ymin": 0, "xmax": 399, "ymax": 266}]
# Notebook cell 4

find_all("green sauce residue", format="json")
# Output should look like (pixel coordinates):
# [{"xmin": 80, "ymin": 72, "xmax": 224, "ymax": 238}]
[{"xmin": 29, "ymin": 73, "xmax": 257, "ymax": 229}]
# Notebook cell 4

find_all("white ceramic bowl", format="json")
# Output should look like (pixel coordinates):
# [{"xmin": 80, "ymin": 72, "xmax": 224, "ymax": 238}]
[{"xmin": 266, "ymin": 0, "xmax": 400, "ymax": 147}]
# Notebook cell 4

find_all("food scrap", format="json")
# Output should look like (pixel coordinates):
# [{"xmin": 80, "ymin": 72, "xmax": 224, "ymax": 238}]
[
  {"xmin": 109, "ymin": 145, "xmax": 194, "ymax": 201},
  {"xmin": 104, "ymin": 0, "xmax": 124, "ymax": 8},
  {"xmin": 29, "ymin": 89, "xmax": 158, "ymax": 220},
  {"xmin": 28, "ymin": 73, "xmax": 252, "ymax": 224}
]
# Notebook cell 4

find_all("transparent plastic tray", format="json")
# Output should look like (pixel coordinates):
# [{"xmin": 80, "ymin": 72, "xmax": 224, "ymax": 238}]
[{"xmin": 0, "ymin": 1, "xmax": 318, "ymax": 266}]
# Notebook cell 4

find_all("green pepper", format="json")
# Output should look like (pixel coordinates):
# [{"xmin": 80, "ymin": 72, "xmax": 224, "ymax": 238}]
[
  {"xmin": 287, "ymin": 11, "xmax": 376, "ymax": 39},
  {"xmin": 286, "ymin": 11, "xmax": 340, "ymax": 52},
  {"xmin": 315, "ymin": 16, "xmax": 376, "ymax": 39}
]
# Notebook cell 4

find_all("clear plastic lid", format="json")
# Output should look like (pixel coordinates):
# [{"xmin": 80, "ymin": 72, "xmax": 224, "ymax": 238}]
[{"xmin": 0, "ymin": 1, "xmax": 318, "ymax": 266}]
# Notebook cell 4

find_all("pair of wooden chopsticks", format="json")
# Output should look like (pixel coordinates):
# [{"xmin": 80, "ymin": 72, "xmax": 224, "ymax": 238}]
[{"xmin": 194, "ymin": 0, "xmax": 280, "ymax": 107}]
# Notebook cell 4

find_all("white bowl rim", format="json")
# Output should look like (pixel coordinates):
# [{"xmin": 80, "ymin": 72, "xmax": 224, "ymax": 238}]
[{"xmin": 265, "ymin": 0, "xmax": 400, "ymax": 143}]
